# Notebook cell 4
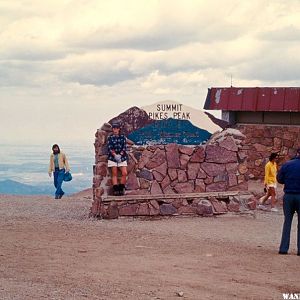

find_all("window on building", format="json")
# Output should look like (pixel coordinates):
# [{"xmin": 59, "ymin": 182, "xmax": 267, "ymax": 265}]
[{"xmin": 234, "ymin": 111, "xmax": 300, "ymax": 125}]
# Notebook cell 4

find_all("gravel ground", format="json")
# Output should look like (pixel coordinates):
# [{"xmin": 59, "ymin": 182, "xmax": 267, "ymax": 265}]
[{"xmin": 0, "ymin": 192, "xmax": 299, "ymax": 300}]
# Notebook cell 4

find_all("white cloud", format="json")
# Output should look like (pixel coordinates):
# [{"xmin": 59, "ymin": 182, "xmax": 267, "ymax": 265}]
[{"xmin": 0, "ymin": 0, "xmax": 300, "ymax": 144}]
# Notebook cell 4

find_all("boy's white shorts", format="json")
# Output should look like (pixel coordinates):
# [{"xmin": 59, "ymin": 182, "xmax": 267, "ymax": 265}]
[{"xmin": 107, "ymin": 160, "xmax": 128, "ymax": 167}]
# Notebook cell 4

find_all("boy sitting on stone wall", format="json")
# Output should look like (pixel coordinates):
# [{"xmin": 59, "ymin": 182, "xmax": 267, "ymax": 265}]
[{"xmin": 107, "ymin": 121, "xmax": 128, "ymax": 196}]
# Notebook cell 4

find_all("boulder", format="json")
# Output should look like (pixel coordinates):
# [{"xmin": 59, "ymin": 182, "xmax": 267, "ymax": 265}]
[
  {"xmin": 133, "ymin": 150, "xmax": 143, "ymax": 161},
  {"xmin": 137, "ymin": 203, "xmax": 150, "ymax": 215},
  {"xmin": 168, "ymin": 168, "xmax": 178, "ymax": 181},
  {"xmin": 96, "ymin": 130, "xmax": 108, "ymax": 145},
  {"xmin": 107, "ymin": 202, "xmax": 119, "ymax": 219},
  {"xmin": 127, "ymin": 157, "xmax": 137, "ymax": 173},
  {"xmin": 177, "ymin": 170, "xmax": 188, "ymax": 182},
  {"xmin": 180, "ymin": 154, "xmax": 190, "ymax": 170},
  {"xmin": 219, "ymin": 136, "xmax": 238, "ymax": 151},
  {"xmin": 153, "ymin": 162, "xmax": 168, "ymax": 177},
  {"xmin": 93, "ymin": 176, "xmax": 103, "ymax": 189},
  {"xmin": 160, "ymin": 204, "xmax": 177, "ymax": 215},
  {"xmin": 152, "ymin": 170, "xmax": 165, "ymax": 182},
  {"xmin": 172, "ymin": 199, "xmax": 186, "ymax": 209},
  {"xmin": 179, "ymin": 145, "xmax": 194, "ymax": 156},
  {"xmin": 139, "ymin": 178, "xmax": 150, "ymax": 189},
  {"xmin": 196, "ymin": 199, "xmax": 214, "ymax": 216},
  {"xmin": 95, "ymin": 162, "xmax": 107, "ymax": 177},
  {"xmin": 228, "ymin": 174, "xmax": 238, "ymax": 187},
  {"xmin": 126, "ymin": 173, "xmax": 140, "ymax": 190},
  {"xmin": 195, "ymin": 179, "xmax": 205, "ymax": 192},
  {"xmin": 190, "ymin": 147, "xmax": 205, "ymax": 163},
  {"xmin": 161, "ymin": 175, "xmax": 171, "ymax": 190},
  {"xmin": 204, "ymin": 177, "xmax": 213, "ymax": 185},
  {"xmin": 206, "ymin": 182, "xmax": 227, "ymax": 192},
  {"xmin": 99, "ymin": 204, "xmax": 109, "ymax": 219},
  {"xmin": 95, "ymin": 187, "xmax": 104, "ymax": 200},
  {"xmin": 136, "ymin": 169, "xmax": 153, "ymax": 181},
  {"xmin": 238, "ymin": 151, "xmax": 248, "ymax": 161},
  {"xmin": 150, "ymin": 181, "xmax": 163, "ymax": 194},
  {"xmin": 197, "ymin": 168, "xmax": 207, "ymax": 179},
  {"xmin": 90, "ymin": 200, "xmax": 100, "ymax": 217},
  {"xmin": 97, "ymin": 154, "xmax": 108, "ymax": 163},
  {"xmin": 138, "ymin": 150, "xmax": 153, "ymax": 169},
  {"xmin": 228, "ymin": 181, "xmax": 248, "ymax": 191},
  {"xmin": 166, "ymin": 143, "xmax": 180, "ymax": 168},
  {"xmin": 201, "ymin": 162, "xmax": 226, "ymax": 177},
  {"xmin": 150, "ymin": 200, "xmax": 160, "ymax": 210},
  {"xmin": 149, "ymin": 205, "xmax": 160, "ymax": 216},
  {"xmin": 178, "ymin": 206, "xmax": 197, "ymax": 215},
  {"xmin": 210, "ymin": 197, "xmax": 227, "ymax": 214},
  {"xmin": 226, "ymin": 163, "xmax": 238, "ymax": 174},
  {"xmin": 119, "ymin": 204, "xmax": 139, "ymax": 216},
  {"xmin": 174, "ymin": 182, "xmax": 194, "ymax": 193},
  {"xmin": 96, "ymin": 145, "xmax": 108, "ymax": 156},
  {"xmin": 238, "ymin": 163, "xmax": 248, "ymax": 175},
  {"xmin": 213, "ymin": 173, "xmax": 228, "ymax": 183},
  {"xmin": 163, "ymin": 185, "xmax": 176, "ymax": 194},
  {"xmin": 100, "ymin": 123, "xmax": 112, "ymax": 132},
  {"xmin": 227, "ymin": 200, "xmax": 240, "ymax": 212},
  {"xmin": 206, "ymin": 145, "xmax": 237, "ymax": 163},
  {"xmin": 170, "ymin": 180, "xmax": 179, "ymax": 187},
  {"xmin": 187, "ymin": 163, "xmax": 200, "ymax": 180},
  {"xmin": 146, "ymin": 148, "xmax": 166, "ymax": 169}
]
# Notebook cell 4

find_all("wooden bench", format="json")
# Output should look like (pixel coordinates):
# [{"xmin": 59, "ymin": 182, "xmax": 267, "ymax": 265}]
[{"xmin": 102, "ymin": 191, "xmax": 240, "ymax": 203}]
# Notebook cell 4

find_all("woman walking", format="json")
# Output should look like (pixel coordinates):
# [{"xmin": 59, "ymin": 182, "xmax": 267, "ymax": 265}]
[
  {"xmin": 259, "ymin": 152, "xmax": 279, "ymax": 212},
  {"xmin": 48, "ymin": 144, "xmax": 70, "ymax": 199}
]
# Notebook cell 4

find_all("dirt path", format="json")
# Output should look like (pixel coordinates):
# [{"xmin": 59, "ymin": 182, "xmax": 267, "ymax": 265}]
[{"xmin": 0, "ymin": 193, "xmax": 299, "ymax": 300}]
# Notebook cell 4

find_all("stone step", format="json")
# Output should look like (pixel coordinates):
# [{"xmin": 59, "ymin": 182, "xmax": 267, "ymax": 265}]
[{"xmin": 102, "ymin": 191, "xmax": 240, "ymax": 203}]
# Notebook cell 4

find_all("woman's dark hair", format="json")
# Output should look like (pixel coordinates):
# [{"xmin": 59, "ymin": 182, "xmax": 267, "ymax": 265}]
[
  {"xmin": 52, "ymin": 144, "xmax": 60, "ymax": 153},
  {"xmin": 269, "ymin": 152, "xmax": 278, "ymax": 161}
]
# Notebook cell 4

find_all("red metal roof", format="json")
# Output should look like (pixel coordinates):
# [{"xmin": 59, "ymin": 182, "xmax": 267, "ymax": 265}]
[{"xmin": 204, "ymin": 87, "xmax": 300, "ymax": 112}]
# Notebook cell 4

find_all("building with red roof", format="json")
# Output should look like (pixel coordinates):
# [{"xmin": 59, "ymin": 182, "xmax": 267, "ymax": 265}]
[
  {"xmin": 204, "ymin": 87, "xmax": 300, "ymax": 125},
  {"xmin": 204, "ymin": 87, "xmax": 300, "ymax": 179}
]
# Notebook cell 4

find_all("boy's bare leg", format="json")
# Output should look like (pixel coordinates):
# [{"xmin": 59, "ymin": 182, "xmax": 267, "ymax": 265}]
[
  {"xmin": 120, "ymin": 166, "xmax": 127, "ymax": 185},
  {"xmin": 111, "ymin": 167, "xmax": 118, "ymax": 185}
]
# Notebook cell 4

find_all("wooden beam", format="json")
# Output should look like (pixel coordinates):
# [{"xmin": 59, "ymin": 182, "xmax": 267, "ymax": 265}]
[{"xmin": 102, "ymin": 191, "xmax": 240, "ymax": 203}]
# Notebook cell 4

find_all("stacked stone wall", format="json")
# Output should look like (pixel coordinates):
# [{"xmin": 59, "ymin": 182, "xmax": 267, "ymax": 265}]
[
  {"xmin": 91, "ymin": 124, "xmax": 251, "ymax": 218},
  {"xmin": 97, "ymin": 193, "xmax": 254, "ymax": 219},
  {"xmin": 236, "ymin": 124, "xmax": 300, "ymax": 179}
]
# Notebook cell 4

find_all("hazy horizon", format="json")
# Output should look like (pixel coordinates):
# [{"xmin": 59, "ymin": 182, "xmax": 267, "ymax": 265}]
[{"xmin": 0, "ymin": 143, "xmax": 94, "ymax": 195}]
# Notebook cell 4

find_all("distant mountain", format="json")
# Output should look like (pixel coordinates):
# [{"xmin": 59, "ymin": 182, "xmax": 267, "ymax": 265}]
[
  {"xmin": 128, "ymin": 118, "xmax": 212, "ymax": 145},
  {"xmin": 108, "ymin": 106, "xmax": 154, "ymax": 136},
  {"xmin": 0, "ymin": 179, "xmax": 53, "ymax": 195}
]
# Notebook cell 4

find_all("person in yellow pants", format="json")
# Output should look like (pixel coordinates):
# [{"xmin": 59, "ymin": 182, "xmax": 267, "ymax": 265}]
[{"xmin": 259, "ymin": 153, "xmax": 279, "ymax": 212}]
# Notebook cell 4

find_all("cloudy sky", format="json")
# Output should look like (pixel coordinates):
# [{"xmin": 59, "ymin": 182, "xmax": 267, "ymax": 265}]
[{"xmin": 1, "ymin": 0, "xmax": 300, "ymax": 145}]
